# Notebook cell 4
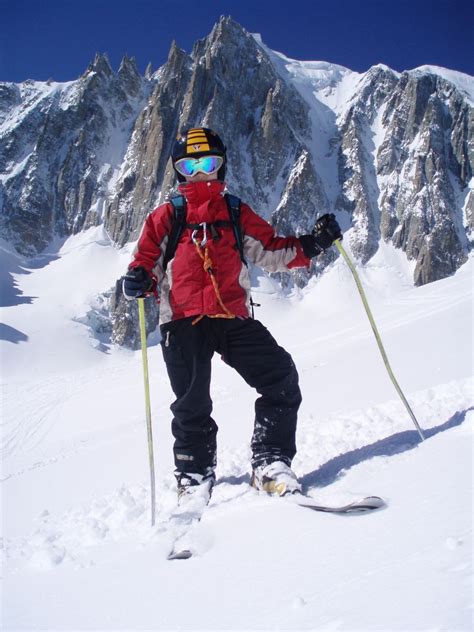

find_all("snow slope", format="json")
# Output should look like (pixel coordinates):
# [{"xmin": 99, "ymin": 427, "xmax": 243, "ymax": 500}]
[{"xmin": 1, "ymin": 230, "xmax": 473, "ymax": 630}]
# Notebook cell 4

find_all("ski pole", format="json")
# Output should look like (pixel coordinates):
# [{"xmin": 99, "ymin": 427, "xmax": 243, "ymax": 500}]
[
  {"xmin": 334, "ymin": 239, "xmax": 425, "ymax": 441},
  {"xmin": 138, "ymin": 297, "xmax": 157, "ymax": 525}
]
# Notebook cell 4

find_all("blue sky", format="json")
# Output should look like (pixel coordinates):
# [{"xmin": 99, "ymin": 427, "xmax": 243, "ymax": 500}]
[{"xmin": 1, "ymin": 0, "xmax": 472, "ymax": 82}]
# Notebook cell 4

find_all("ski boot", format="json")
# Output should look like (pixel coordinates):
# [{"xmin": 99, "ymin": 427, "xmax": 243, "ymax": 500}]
[
  {"xmin": 250, "ymin": 460, "xmax": 301, "ymax": 497},
  {"xmin": 175, "ymin": 468, "xmax": 216, "ymax": 509}
]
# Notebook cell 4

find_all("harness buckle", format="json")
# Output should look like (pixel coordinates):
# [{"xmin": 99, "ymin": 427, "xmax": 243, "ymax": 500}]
[{"xmin": 191, "ymin": 222, "xmax": 208, "ymax": 247}]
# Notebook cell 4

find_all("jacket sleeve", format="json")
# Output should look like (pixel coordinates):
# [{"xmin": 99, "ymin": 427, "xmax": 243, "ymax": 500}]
[
  {"xmin": 240, "ymin": 203, "xmax": 311, "ymax": 272},
  {"xmin": 128, "ymin": 203, "xmax": 174, "ymax": 285}
]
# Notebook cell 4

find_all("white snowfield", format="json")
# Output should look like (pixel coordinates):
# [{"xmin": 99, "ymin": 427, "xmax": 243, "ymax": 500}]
[{"xmin": 1, "ymin": 227, "xmax": 473, "ymax": 631}]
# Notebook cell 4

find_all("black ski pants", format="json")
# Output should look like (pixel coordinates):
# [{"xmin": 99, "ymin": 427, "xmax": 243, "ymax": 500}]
[{"xmin": 160, "ymin": 316, "xmax": 302, "ymax": 474}]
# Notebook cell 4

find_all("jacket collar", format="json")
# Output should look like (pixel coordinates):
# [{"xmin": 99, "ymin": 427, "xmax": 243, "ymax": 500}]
[{"xmin": 178, "ymin": 180, "xmax": 226, "ymax": 206}]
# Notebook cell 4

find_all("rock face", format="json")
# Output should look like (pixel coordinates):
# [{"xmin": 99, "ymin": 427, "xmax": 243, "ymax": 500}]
[
  {"xmin": 0, "ymin": 53, "xmax": 151, "ymax": 255},
  {"xmin": 373, "ymin": 68, "xmax": 471, "ymax": 284},
  {"xmin": 1, "ymin": 16, "xmax": 472, "ymax": 293},
  {"xmin": 333, "ymin": 65, "xmax": 472, "ymax": 283}
]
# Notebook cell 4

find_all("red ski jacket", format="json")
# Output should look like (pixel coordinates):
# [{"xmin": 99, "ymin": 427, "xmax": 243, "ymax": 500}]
[{"xmin": 129, "ymin": 180, "xmax": 310, "ymax": 324}]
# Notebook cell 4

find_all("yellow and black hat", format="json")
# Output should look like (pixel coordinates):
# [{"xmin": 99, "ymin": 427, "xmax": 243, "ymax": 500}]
[{"xmin": 171, "ymin": 127, "xmax": 227, "ymax": 181}]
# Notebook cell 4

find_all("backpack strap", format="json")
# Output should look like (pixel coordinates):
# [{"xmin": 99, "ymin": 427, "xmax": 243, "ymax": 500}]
[
  {"xmin": 224, "ymin": 193, "xmax": 247, "ymax": 265},
  {"xmin": 163, "ymin": 193, "xmax": 247, "ymax": 270},
  {"xmin": 163, "ymin": 195, "xmax": 187, "ymax": 271},
  {"xmin": 225, "ymin": 193, "xmax": 259, "ymax": 316}
]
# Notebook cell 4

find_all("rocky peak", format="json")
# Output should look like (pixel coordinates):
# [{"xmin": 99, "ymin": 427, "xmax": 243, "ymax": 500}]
[
  {"xmin": 209, "ymin": 14, "xmax": 249, "ymax": 42},
  {"xmin": 163, "ymin": 40, "xmax": 190, "ymax": 77},
  {"xmin": 191, "ymin": 14, "xmax": 259, "ymax": 70},
  {"xmin": 118, "ymin": 55, "xmax": 139, "ymax": 78},
  {"xmin": 86, "ymin": 52, "xmax": 113, "ymax": 78},
  {"xmin": 117, "ymin": 54, "xmax": 142, "ymax": 96},
  {"xmin": 357, "ymin": 65, "xmax": 400, "ymax": 116}
]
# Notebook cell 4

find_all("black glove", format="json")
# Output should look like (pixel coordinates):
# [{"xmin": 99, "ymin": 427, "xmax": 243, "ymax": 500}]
[
  {"xmin": 299, "ymin": 213, "xmax": 343, "ymax": 258},
  {"xmin": 122, "ymin": 266, "xmax": 153, "ymax": 300}
]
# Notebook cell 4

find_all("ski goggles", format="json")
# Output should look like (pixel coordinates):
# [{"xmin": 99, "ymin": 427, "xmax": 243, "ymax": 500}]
[{"xmin": 174, "ymin": 155, "xmax": 224, "ymax": 177}]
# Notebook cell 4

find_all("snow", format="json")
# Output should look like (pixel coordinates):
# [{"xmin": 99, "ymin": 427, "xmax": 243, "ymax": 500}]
[
  {"xmin": 1, "ymin": 228, "xmax": 473, "ymax": 630},
  {"xmin": 253, "ymin": 37, "xmax": 474, "ymax": 115},
  {"xmin": 409, "ymin": 65, "xmax": 474, "ymax": 105},
  {"xmin": 252, "ymin": 41, "xmax": 359, "ymax": 211},
  {"xmin": 256, "ymin": 37, "xmax": 364, "ymax": 119},
  {"xmin": 0, "ymin": 154, "xmax": 31, "ymax": 184},
  {"xmin": 0, "ymin": 80, "xmax": 75, "ymax": 135},
  {"xmin": 463, "ymin": 178, "xmax": 474, "ymax": 240}
]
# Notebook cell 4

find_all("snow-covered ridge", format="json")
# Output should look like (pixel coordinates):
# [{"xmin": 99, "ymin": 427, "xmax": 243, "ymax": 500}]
[
  {"xmin": 408, "ymin": 64, "xmax": 474, "ymax": 104},
  {"xmin": 252, "ymin": 32, "xmax": 474, "ymax": 110},
  {"xmin": 252, "ymin": 34, "xmax": 363, "ymax": 114}
]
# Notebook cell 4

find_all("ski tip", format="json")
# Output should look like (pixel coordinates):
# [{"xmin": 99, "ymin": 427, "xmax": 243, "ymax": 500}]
[
  {"xmin": 294, "ymin": 494, "xmax": 387, "ymax": 514},
  {"xmin": 343, "ymin": 496, "xmax": 387, "ymax": 513},
  {"xmin": 168, "ymin": 549, "xmax": 193, "ymax": 561},
  {"xmin": 361, "ymin": 496, "xmax": 386, "ymax": 508}
]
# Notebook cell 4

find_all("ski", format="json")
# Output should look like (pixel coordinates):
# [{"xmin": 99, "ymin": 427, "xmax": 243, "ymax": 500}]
[
  {"xmin": 289, "ymin": 494, "xmax": 386, "ymax": 514},
  {"xmin": 166, "ymin": 475, "xmax": 217, "ymax": 560},
  {"xmin": 167, "ymin": 494, "xmax": 386, "ymax": 560},
  {"xmin": 166, "ymin": 503, "xmax": 207, "ymax": 561},
  {"xmin": 168, "ymin": 547, "xmax": 194, "ymax": 560}
]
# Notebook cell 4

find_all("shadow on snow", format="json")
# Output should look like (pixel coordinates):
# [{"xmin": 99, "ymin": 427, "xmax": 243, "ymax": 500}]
[
  {"xmin": 1, "ymin": 241, "xmax": 65, "ymax": 343},
  {"xmin": 301, "ymin": 407, "xmax": 473, "ymax": 490},
  {"xmin": 0, "ymin": 322, "xmax": 29, "ymax": 344}
]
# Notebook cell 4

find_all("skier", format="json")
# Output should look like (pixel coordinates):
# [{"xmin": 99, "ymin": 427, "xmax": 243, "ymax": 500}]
[{"xmin": 122, "ymin": 127, "xmax": 342, "ymax": 505}]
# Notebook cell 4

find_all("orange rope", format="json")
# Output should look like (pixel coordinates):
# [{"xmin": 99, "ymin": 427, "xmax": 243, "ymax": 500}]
[{"xmin": 192, "ymin": 240, "xmax": 236, "ymax": 326}]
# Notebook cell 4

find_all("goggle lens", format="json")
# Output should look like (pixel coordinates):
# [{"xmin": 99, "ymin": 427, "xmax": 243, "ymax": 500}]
[{"xmin": 175, "ymin": 155, "xmax": 223, "ymax": 177}]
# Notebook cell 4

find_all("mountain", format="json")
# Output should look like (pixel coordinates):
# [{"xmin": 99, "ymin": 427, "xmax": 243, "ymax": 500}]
[{"xmin": 1, "ymin": 16, "xmax": 472, "ymax": 289}]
